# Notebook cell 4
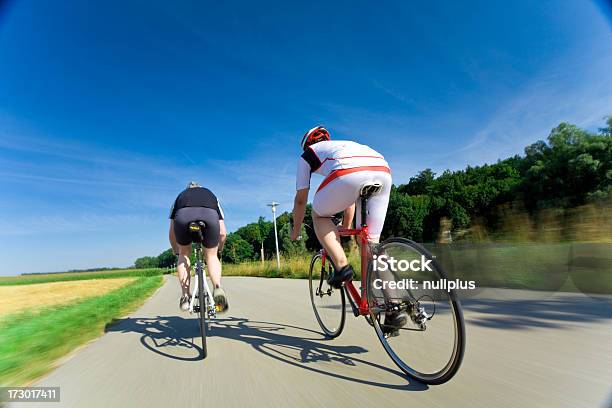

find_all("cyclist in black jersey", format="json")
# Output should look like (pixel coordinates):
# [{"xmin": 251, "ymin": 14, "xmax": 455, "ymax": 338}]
[{"xmin": 169, "ymin": 182, "xmax": 228, "ymax": 312}]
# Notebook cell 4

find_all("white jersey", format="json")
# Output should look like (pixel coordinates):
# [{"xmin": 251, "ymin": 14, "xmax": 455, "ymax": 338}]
[{"xmin": 296, "ymin": 140, "xmax": 389, "ymax": 190}]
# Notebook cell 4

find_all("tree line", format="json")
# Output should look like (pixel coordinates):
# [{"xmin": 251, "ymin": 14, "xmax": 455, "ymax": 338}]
[{"xmin": 134, "ymin": 117, "xmax": 611, "ymax": 267}]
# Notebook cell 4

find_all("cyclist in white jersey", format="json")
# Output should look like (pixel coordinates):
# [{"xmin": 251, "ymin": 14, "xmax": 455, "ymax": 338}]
[{"xmin": 290, "ymin": 125, "xmax": 392, "ymax": 286}]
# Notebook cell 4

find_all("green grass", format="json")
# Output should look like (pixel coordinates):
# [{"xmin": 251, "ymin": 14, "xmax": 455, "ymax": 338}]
[
  {"xmin": 223, "ymin": 257, "xmax": 312, "ymax": 279},
  {"xmin": 222, "ymin": 251, "xmax": 362, "ymax": 280},
  {"xmin": 0, "ymin": 268, "xmax": 167, "ymax": 286},
  {"xmin": 0, "ymin": 275, "xmax": 163, "ymax": 386}
]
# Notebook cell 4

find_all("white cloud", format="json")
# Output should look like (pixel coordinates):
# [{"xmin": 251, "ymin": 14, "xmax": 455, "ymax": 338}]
[{"xmin": 447, "ymin": 53, "xmax": 612, "ymax": 168}]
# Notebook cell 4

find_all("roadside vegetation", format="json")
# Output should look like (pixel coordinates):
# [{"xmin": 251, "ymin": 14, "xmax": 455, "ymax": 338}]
[
  {"xmin": 0, "ymin": 275, "xmax": 163, "ymax": 386},
  {"xmin": 0, "ymin": 268, "xmax": 167, "ymax": 286},
  {"xmin": 221, "ymin": 241, "xmax": 611, "ymax": 294},
  {"xmin": 0, "ymin": 278, "xmax": 136, "ymax": 317}
]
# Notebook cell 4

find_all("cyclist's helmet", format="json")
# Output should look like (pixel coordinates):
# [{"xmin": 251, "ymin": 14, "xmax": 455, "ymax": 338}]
[{"xmin": 300, "ymin": 126, "xmax": 330, "ymax": 151}]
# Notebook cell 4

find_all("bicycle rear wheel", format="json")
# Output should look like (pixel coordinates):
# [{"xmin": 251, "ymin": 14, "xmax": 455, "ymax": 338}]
[
  {"xmin": 366, "ymin": 237, "xmax": 465, "ymax": 384},
  {"xmin": 308, "ymin": 252, "xmax": 346, "ymax": 338},
  {"xmin": 196, "ymin": 264, "xmax": 208, "ymax": 359}
]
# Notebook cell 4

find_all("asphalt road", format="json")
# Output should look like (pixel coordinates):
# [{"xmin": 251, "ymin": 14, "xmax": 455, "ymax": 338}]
[{"xmin": 29, "ymin": 276, "xmax": 612, "ymax": 408}]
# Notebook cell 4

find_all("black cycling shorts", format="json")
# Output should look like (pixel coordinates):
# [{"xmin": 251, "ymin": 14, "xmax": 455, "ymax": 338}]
[{"xmin": 173, "ymin": 207, "xmax": 220, "ymax": 248}]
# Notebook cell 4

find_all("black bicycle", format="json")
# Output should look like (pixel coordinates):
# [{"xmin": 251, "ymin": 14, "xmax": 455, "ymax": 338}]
[{"xmin": 187, "ymin": 221, "xmax": 218, "ymax": 359}]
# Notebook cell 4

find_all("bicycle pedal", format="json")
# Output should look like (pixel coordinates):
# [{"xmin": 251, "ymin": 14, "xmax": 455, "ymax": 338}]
[{"xmin": 384, "ymin": 329, "xmax": 400, "ymax": 339}]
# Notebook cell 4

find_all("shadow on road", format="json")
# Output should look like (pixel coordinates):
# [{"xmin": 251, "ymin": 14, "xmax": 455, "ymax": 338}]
[
  {"xmin": 462, "ymin": 295, "xmax": 612, "ymax": 330},
  {"xmin": 106, "ymin": 316, "xmax": 204, "ymax": 361},
  {"xmin": 106, "ymin": 315, "xmax": 428, "ymax": 391},
  {"xmin": 211, "ymin": 317, "xmax": 428, "ymax": 391}
]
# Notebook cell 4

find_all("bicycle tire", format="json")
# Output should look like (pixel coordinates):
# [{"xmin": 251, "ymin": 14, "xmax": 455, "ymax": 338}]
[
  {"xmin": 197, "ymin": 263, "xmax": 208, "ymax": 359},
  {"xmin": 308, "ymin": 252, "xmax": 346, "ymax": 338},
  {"xmin": 366, "ymin": 237, "xmax": 465, "ymax": 384}
]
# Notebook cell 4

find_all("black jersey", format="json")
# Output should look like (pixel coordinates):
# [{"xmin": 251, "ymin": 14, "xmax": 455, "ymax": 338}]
[{"xmin": 169, "ymin": 187, "xmax": 224, "ymax": 220}]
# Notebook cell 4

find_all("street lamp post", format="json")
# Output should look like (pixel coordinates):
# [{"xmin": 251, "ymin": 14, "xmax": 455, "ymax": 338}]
[{"xmin": 267, "ymin": 202, "xmax": 281, "ymax": 270}]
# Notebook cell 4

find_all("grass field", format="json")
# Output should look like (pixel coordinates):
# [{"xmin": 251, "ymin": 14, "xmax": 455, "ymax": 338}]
[
  {"xmin": 0, "ymin": 268, "xmax": 167, "ymax": 286},
  {"xmin": 223, "ymin": 257, "xmax": 314, "ymax": 279},
  {"xmin": 0, "ymin": 275, "xmax": 163, "ymax": 386},
  {"xmin": 0, "ymin": 277, "xmax": 136, "ymax": 317}
]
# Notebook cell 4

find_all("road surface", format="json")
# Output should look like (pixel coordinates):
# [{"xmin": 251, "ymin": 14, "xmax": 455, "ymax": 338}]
[{"xmin": 29, "ymin": 276, "xmax": 612, "ymax": 408}]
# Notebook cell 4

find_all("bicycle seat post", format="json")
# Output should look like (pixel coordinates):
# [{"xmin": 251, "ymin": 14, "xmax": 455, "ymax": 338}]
[
  {"xmin": 361, "ymin": 196, "xmax": 368, "ymax": 228},
  {"xmin": 359, "ymin": 182, "xmax": 383, "ymax": 228}
]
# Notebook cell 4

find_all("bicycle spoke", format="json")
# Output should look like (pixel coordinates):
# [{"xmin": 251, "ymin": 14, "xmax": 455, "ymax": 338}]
[
  {"xmin": 309, "ymin": 252, "xmax": 346, "ymax": 338},
  {"xmin": 366, "ymin": 238, "xmax": 465, "ymax": 384}
]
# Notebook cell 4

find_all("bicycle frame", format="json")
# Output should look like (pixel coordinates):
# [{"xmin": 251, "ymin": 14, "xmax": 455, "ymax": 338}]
[
  {"xmin": 189, "ymin": 244, "xmax": 215, "ymax": 317},
  {"xmin": 320, "ymin": 224, "xmax": 371, "ymax": 316}
]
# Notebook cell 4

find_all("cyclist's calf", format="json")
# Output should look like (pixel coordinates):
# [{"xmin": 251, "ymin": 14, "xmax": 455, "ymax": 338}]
[{"xmin": 312, "ymin": 211, "xmax": 349, "ymax": 270}]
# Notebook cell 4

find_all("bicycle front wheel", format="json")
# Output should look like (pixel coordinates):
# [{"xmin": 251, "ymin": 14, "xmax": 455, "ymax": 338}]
[
  {"xmin": 366, "ymin": 238, "xmax": 465, "ymax": 384},
  {"xmin": 308, "ymin": 252, "xmax": 346, "ymax": 338},
  {"xmin": 196, "ymin": 266, "xmax": 208, "ymax": 359}
]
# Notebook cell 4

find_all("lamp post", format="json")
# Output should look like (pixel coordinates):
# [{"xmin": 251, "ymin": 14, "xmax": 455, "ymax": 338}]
[{"xmin": 267, "ymin": 202, "xmax": 281, "ymax": 270}]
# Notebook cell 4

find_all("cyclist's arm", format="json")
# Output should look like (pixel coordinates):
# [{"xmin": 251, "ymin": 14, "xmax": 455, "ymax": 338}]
[
  {"xmin": 218, "ymin": 219, "xmax": 227, "ymax": 253},
  {"xmin": 342, "ymin": 203, "xmax": 355, "ymax": 228},
  {"xmin": 292, "ymin": 157, "xmax": 312, "ymax": 240},
  {"xmin": 169, "ymin": 220, "xmax": 179, "ymax": 254},
  {"xmin": 291, "ymin": 188, "xmax": 309, "ymax": 240}
]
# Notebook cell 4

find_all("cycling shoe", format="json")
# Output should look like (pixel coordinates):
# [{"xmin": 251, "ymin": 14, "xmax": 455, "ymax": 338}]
[{"xmin": 327, "ymin": 265, "xmax": 354, "ymax": 289}]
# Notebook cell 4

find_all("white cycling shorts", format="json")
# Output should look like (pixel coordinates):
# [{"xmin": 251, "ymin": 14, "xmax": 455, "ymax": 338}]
[{"xmin": 312, "ymin": 168, "xmax": 392, "ymax": 241}]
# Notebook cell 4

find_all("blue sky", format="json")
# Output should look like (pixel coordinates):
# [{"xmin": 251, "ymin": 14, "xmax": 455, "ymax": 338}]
[{"xmin": 0, "ymin": 0, "xmax": 611, "ymax": 275}]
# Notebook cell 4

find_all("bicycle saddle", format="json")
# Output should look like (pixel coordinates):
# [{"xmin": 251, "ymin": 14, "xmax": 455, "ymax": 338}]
[
  {"xmin": 188, "ymin": 221, "xmax": 206, "ymax": 242},
  {"xmin": 188, "ymin": 221, "xmax": 206, "ymax": 231},
  {"xmin": 360, "ymin": 182, "xmax": 383, "ymax": 198}
]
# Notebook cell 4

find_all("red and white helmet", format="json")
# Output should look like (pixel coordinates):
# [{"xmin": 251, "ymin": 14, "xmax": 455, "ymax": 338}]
[{"xmin": 300, "ymin": 126, "xmax": 330, "ymax": 150}]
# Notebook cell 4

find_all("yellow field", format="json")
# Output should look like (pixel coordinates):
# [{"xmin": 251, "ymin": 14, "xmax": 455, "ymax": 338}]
[{"xmin": 0, "ymin": 277, "xmax": 135, "ymax": 317}]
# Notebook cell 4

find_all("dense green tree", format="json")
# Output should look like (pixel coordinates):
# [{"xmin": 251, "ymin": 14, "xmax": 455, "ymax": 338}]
[
  {"xmin": 521, "ymin": 122, "xmax": 612, "ymax": 209},
  {"xmin": 235, "ymin": 217, "xmax": 274, "ymax": 261},
  {"xmin": 382, "ymin": 188, "xmax": 430, "ymax": 241},
  {"xmin": 398, "ymin": 169, "xmax": 435, "ymax": 196},
  {"xmin": 235, "ymin": 223, "xmax": 261, "ymax": 246},
  {"xmin": 222, "ymin": 233, "xmax": 254, "ymax": 263},
  {"xmin": 157, "ymin": 248, "xmax": 176, "ymax": 268},
  {"xmin": 134, "ymin": 256, "xmax": 159, "ymax": 269}
]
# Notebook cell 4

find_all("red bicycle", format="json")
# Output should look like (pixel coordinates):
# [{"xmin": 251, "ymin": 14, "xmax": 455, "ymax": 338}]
[{"xmin": 308, "ymin": 183, "xmax": 465, "ymax": 384}]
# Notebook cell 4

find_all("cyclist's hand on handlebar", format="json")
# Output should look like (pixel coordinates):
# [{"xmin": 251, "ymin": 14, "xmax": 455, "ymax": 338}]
[{"xmin": 290, "ymin": 225, "xmax": 302, "ymax": 241}]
